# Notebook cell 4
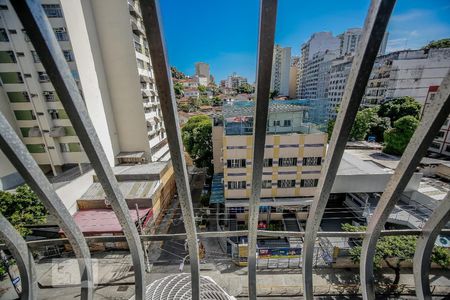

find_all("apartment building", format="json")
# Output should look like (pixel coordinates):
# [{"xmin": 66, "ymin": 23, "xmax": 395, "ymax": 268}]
[
  {"xmin": 338, "ymin": 28, "xmax": 387, "ymax": 57},
  {"xmin": 221, "ymin": 73, "xmax": 248, "ymax": 90},
  {"xmin": 327, "ymin": 56, "xmax": 353, "ymax": 118},
  {"xmin": 270, "ymin": 45, "xmax": 291, "ymax": 96},
  {"xmin": 0, "ymin": 0, "xmax": 168, "ymax": 187},
  {"xmin": 297, "ymin": 49, "xmax": 339, "ymax": 99},
  {"xmin": 195, "ymin": 61, "xmax": 210, "ymax": 86},
  {"xmin": 212, "ymin": 100, "xmax": 327, "ymax": 223},
  {"xmin": 362, "ymin": 48, "xmax": 450, "ymax": 106},
  {"xmin": 289, "ymin": 56, "xmax": 300, "ymax": 99}
]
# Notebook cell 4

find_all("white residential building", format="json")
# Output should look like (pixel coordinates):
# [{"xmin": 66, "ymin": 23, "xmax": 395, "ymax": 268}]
[
  {"xmin": 338, "ymin": 28, "xmax": 388, "ymax": 57},
  {"xmin": 0, "ymin": 0, "xmax": 168, "ymax": 189},
  {"xmin": 270, "ymin": 45, "xmax": 291, "ymax": 96},
  {"xmin": 222, "ymin": 73, "xmax": 247, "ymax": 90},
  {"xmin": 289, "ymin": 56, "xmax": 300, "ymax": 99},
  {"xmin": 327, "ymin": 56, "xmax": 353, "ymax": 119}
]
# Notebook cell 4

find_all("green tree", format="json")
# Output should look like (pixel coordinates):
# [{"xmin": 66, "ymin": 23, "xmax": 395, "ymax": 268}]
[
  {"xmin": 198, "ymin": 85, "xmax": 207, "ymax": 94},
  {"xmin": 326, "ymin": 119, "xmax": 335, "ymax": 142},
  {"xmin": 173, "ymin": 82, "xmax": 184, "ymax": 98},
  {"xmin": 181, "ymin": 115, "xmax": 213, "ymax": 168},
  {"xmin": 237, "ymin": 83, "xmax": 254, "ymax": 94},
  {"xmin": 378, "ymin": 96, "xmax": 422, "ymax": 124},
  {"xmin": 198, "ymin": 96, "xmax": 212, "ymax": 106},
  {"xmin": 269, "ymin": 90, "xmax": 279, "ymax": 99},
  {"xmin": 422, "ymin": 38, "xmax": 450, "ymax": 50},
  {"xmin": 0, "ymin": 185, "xmax": 47, "ymax": 236},
  {"xmin": 383, "ymin": 115, "xmax": 419, "ymax": 155},
  {"xmin": 212, "ymin": 96, "xmax": 222, "ymax": 107},
  {"xmin": 342, "ymin": 223, "xmax": 450, "ymax": 286},
  {"xmin": 170, "ymin": 66, "xmax": 186, "ymax": 79}
]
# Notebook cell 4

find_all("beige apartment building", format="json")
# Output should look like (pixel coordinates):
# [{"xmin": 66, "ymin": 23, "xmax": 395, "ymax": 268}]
[
  {"xmin": 0, "ymin": 0, "xmax": 168, "ymax": 189},
  {"xmin": 213, "ymin": 100, "xmax": 327, "ymax": 219}
]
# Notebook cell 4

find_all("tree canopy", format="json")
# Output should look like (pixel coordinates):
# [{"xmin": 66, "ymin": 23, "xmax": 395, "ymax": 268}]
[
  {"xmin": 181, "ymin": 115, "xmax": 213, "ymax": 169},
  {"xmin": 237, "ymin": 83, "xmax": 254, "ymax": 94},
  {"xmin": 0, "ymin": 185, "xmax": 47, "ymax": 236},
  {"xmin": 173, "ymin": 82, "xmax": 184, "ymax": 98},
  {"xmin": 342, "ymin": 223, "xmax": 450, "ymax": 285},
  {"xmin": 422, "ymin": 38, "xmax": 450, "ymax": 50},
  {"xmin": 378, "ymin": 96, "xmax": 421, "ymax": 124},
  {"xmin": 383, "ymin": 115, "xmax": 419, "ymax": 155}
]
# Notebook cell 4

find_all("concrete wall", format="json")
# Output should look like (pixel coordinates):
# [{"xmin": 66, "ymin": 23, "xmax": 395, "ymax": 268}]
[
  {"xmin": 212, "ymin": 124, "xmax": 224, "ymax": 174},
  {"xmin": 55, "ymin": 169, "xmax": 95, "ymax": 214}
]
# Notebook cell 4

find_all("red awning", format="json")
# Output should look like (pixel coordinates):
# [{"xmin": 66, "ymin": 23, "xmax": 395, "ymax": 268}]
[{"xmin": 69, "ymin": 208, "xmax": 152, "ymax": 234}]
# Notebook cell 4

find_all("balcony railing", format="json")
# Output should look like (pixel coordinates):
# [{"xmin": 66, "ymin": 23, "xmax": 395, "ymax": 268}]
[{"xmin": 0, "ymin": 0, "xmax": 450, "ymax": 300}]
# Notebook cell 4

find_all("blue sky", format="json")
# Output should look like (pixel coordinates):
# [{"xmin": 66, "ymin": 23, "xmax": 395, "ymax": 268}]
[{"xmin": 159, "ymin": 0, "xmax": 450, "ymax": 83}]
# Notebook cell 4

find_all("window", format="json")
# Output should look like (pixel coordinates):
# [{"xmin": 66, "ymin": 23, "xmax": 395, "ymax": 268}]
[
  {"xmin": 7, "ymin": 92, "xmax": 29, "ymax": 103},
  {"xmin": 0, "ymin": 5, "xmax": 7, "ymax": 10},
  {"xmin": 300, "ymin": 179, "xmax": 319, "ymax": 187},
  {"xmin": 43, "ymin": 91, "xmax": 57, "ymax": 102},
  {"xmin": 228, "ymin": 181, "xmax": 246, "ymax": 190},
  {"xmin": 283, "ymin": 120, "xmax": 292, "ymax": 127},
  {"xmin": 63, "ymin": 50, "xmax": 73, "ymax": 62},
  {"xmin": 0, "ymin": 72, "xmax": 24, "ymax": 84},
  {"xmin": 60, "ymin": 142, "xmax": 82, "ymax": 152},
  {"xmin": 38, "ymin": 72, "xmax": 49, "ymax": 82},
  {"xmin": 14, "ymin": 110, "xmax": 35, "ymax": 120},
  {"xmin": 303, "ymin": 157, "xmax": 322, "ymax": 166},
  {"xmin": 0, "ymin": 51, "xmax": 16, "ymax": 63},
  {"xmin": 26, "ymin": 144, "xmax": 46, "ymax": 153},
  {"xmin": 48, "ymin": 109, "xmax": 68, "ymax": 119},
  {"xmin": 430, "ymin": 142, "xmax": 441, "ymax": 149},
  {"xmin": 227, "ymin": 159, "xmax": 246, "ymax": 168},
  {"xmin": 273, "ymin": 120, "xmax": 280, "ymax": 126},
  {"xmin": 262, "ymin": 180, "xmax": 272, "ymax": 189},
  {"xmin": 0, "ymin": 29, "xmax": 8, "ymax": 42},
  {"xmin": 54, "ymin": 27, "xmax": 68, "ymax": 41},
  {"xmin": 137, "ymin": 58, "xmax": 145, "ymax": 69},
  {"xmin": 42, "ymin": 4, "xmax": 63, "ymax": 18},
  {"xmin": 20, "ymin": 127, "xmax": 31, "ymax": 137},
  {"xmin": 31, "ymin": 51, "xmax": 41, "ymax": 63},
  {"xmin": 436, "ymin": 131, "xmax": 445, "ymax": 139},
  {"xmin": 278, "ymin": 157, "xmax": 297, "ymax": 167},
  {"xmin": 263, "ymin": 158, "xmax": 273, "ymax": 167},
  {"xmin": 446, "ymin": 145, "xmax": 450, "ymax": 153},
  {"xmin": 277, "ymin": 179, "xmax": 296, "ymax": 188}
]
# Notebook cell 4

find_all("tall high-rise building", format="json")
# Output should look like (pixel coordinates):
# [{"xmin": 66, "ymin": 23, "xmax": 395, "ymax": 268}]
[
  {"xmin": 0, "ymin": 0, "xmax": 168, "ymax": 187},
  {"xmin": 289, "ymin": 56, "xmax": 300, "ymax": 99},
  {"xmin": 296, "ymin": 32, "xmax": 340, "ymax": 98},
  {"xmin": 195, "ymin": 62, "xmax": 210, "ymax": 85},
  {"xmin": 338, "ymin": 28, "xmax": 388, "ymax": 57},
  {"xmin": 270, "ymin": 45, "xmax": 291, "ymax": 96},
  {"xmin": 221, "ymin": 73, "xmax": 247, "ymax": 90}
]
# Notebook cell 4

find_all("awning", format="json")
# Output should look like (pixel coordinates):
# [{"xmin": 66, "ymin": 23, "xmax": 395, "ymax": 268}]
[{"xmin": 71, "ymin": 208, "xmax": 152, "ymax": 234}]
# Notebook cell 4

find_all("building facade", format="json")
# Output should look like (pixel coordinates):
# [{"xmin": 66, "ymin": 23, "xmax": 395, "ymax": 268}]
[
  {"xmin": 221, "ymin": 73, "xmax": 248, "ymax": 90},
  {"xmin": 338, "ymin": 28, "xmax": 387, "ymax": 57},
  {"xmin": 0, "ymin": 0, "xmax": 168, "ymax": 187},
  {"xmin": 270, "ymin": 45, "xmax": 291, "ymax": 96},
  {"xmin": 289, "ymin": 56, "xmax": 299, "ymax": 99},
  {"xmin": 213, "ymin": 100, "xmax": 327, "ymax": 221},
  {"xmin": 195, "ymin": 62, "xmax": 210, "ymax": 86},
  {"xmin": 327, "ymin": 56, "xmax": 353, "ymax": 118}
]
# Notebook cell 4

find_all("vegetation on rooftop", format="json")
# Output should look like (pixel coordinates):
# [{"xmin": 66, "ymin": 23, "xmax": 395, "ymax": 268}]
[
  {"xmin": 422, "ymin": 38, "xmax": 450, "ymax": 50},
  {"xmin": 342, "ymin": 223, "xmax": 450, "ymax": 288}
]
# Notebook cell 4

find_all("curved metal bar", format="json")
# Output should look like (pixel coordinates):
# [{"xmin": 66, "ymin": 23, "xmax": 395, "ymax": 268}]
[
  {"xmin": 10, "ymin": 1, "xmax": 146, "ymax": 299},
  {"xmin": 0, "ymin": 112, "xmax": 93, "ymax": 299},
  {"xmin": 247, "ymin": 1, "xmax": 278, "ymax": 299},
  {"xmin": 413, "ymin": 193, "xmax": 450, "ymax": 299},
  {"xmin": 139, "ymin": 1, "xmax": 200, "ymax": 298},
  {"xmin": 0, "ymin": 213, "xmax": 37, "ymax": 300},
  {"xmin": 360, "ymin": 72, "xmax": 450, "ymax": 300},
  {"xmin": 302, "ymin": 1, "xmax": 396, "ymax": 298}
]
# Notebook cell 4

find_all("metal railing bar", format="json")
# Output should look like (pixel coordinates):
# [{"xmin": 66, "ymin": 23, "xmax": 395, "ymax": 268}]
[
  {"xmin": 139, "ymin": 1, "xmax": 200, "ymax": 298},
  {"xmin": 0, "ymin": 112, "xmax": 93, "ymax": 299},
  {"xmin": 360, "ymin": 71, "xmax": 450, "ymax": 300},
  {"xmin": 302, "ymin": 0, "xmax": 396, "ymax": 298},
  {"xmin": 248, "ymin": 1, "xmax": 278, "ymax": 299},
  {"xmin": 2, "ymin": 229, "xmax": 450, "ymax": 250},
  {"xmin": 11, "ymin": 1, "xmax": 146, "ymax": 299},
  {"xmin": 413, "ymin": 192, "xmax": 450, "ymax": 300},
  {"xmin": 0, "ymin": 213, "xmax": 37, "ymax": 300}
]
